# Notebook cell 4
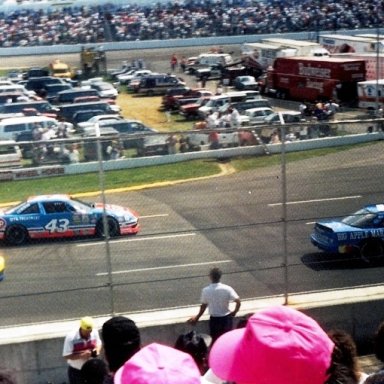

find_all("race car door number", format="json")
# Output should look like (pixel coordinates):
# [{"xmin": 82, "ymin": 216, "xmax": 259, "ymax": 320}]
[{"xmin": 45, "ymin": 219, "xmax": 70, "ymax": 233}]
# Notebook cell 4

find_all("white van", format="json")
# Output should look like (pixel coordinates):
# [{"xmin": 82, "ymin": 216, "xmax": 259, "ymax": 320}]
[
  {"xmin": 197, "ymin": 92, "xmax": 248, "ymax": 118},
  {"xmin": 0, "ymin": 140, "xmax": 22, "ymax": 168},
  {"xmin": 0, "ymin": 116, "xmax": 72, "ymax": 140},
  {"xmin": 186, "ymin": 53, "xmax": 233, "ymax": 74}
]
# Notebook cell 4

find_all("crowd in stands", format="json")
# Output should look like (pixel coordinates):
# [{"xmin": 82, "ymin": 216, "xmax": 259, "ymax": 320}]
[{"xmin": 0, "ymin": 0, "xmax": 382, "ymax": 47}]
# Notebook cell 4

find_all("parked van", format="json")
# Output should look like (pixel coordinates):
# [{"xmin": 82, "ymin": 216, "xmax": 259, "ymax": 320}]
[
  {"xmin": 197, "ymin": 92, "xmax": 248, "ymax": 118},
  {"xmin": 135, "ymin": 74, "xmax": 185, "ymax": 95},
  {"xmin": 0, "ymin": 100, "xmax": 59, "ymax": 118},
  {"xmin": 55, "ymin": 88, "xmax": 99, "ymax": 104},
  {"xmin": 186, "ymin": 53, "xmax": 233, "ymax": 74},
  {"xmin": 0, "ymin": 116, "xmax": 70, "ymax": 140},
  {"xmin": 0, "ymin": 140, "xmax": 22, "ymax": 168},
  {"xmin": 58, "ymin": 101, "xmax": 117, "ymax": 123}
]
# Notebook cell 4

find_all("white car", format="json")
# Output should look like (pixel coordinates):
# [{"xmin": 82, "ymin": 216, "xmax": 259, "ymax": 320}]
[
  {"xmin": 241, "ymin": 107, "xmax": 274, "ymax": 125},
  {"xmin": 77, "ymin": 114, "xmax": 124, "ymax": 132},
  {"xmin": 90, "ymin": 82, "xmax": 119, "ymax": 99},
  {"xmin": 117, "ymin": 69, "xmax": 153, "ymax": 85}
]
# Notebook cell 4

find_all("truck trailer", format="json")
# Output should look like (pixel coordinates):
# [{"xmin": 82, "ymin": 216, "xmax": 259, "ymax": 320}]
[
  {"xmin": 319, "ymin": 34, "xmax": 384, "ymax": 54},
  {"xmin": 241, "ymin": 38, "xmax": 329, "ymax": 71},
  {"xmin": 357, "ymin": 79, "xmax": 384, "ymax": 110},
  {"xmin": 265, "ymin": 56, "xmax": 366, "ymax": 103}
]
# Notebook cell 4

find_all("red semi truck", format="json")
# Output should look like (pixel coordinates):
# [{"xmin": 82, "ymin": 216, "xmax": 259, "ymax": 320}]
[{"xmin": 265, "ymin": 56, "xmax": 366, "ymax": 103}]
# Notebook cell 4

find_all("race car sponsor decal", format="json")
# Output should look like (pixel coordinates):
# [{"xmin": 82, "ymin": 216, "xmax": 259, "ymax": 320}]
[{"xmin": 0, "ymin": 218, "xmax": 6, "ymax": 228}]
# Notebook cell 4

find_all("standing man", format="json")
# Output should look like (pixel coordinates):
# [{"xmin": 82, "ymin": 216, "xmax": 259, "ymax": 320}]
[
  {"xmin": 188, "ymin": 267, "xmax": 241, "ymax": 343},
  {"xmin": 63, "ymin": 316, "xmax": 102, "ymax": 384}
]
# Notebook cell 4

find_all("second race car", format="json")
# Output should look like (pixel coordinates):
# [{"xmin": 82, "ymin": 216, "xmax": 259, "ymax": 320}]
[{"xmin": 310, "ymin": 204, "xmax": 384, "ymax": 262}]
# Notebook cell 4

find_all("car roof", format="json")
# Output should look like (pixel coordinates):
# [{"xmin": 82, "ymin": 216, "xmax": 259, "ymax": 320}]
[{"xmin": 27, "ymin": 194, "xmax": 71, "ymax": 202}]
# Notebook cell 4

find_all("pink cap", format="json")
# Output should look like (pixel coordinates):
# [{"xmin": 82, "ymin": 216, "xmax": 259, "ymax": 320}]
[
  {"xmin": 209, "ymin": 305, "xmax": 334, "ymax": 384},
  {"xmin": 114, "ymin": 342, "xmax": 202, "ymax": 384}
]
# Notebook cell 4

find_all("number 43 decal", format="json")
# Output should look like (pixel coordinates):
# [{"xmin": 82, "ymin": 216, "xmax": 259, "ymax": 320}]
[{"xmin": 45, "ymin": 219, "xmax": 70, "ymax": 233}]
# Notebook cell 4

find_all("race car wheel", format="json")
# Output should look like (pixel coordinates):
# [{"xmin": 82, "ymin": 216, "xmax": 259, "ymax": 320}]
[
  {"xmin": 360, "ymin": 239, "xmax": 384, "ymax": 262},
  {"xmin": 96, "ymin": 217, "xmax": 120, "ymax": 238},
  {"xmin": 5, "ymin": 225, "xmax": 28, "ymax": 246}
]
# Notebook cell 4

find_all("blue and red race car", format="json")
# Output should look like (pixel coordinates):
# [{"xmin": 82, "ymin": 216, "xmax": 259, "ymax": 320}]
[
  {"xmin": 311, "ymin": 204, "xmax": 384, "ymax": 262},
  {"xmin": 0, "ymin": 194, "xmax": 140, "ymax": 246}
]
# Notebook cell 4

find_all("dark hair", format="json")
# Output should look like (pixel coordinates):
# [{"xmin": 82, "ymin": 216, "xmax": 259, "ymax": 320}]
[
  {"xmin": 102, "ymin": 316, "xmax": 141, "ymax": 373},
  {"xmin": 175, "ymin": 331, "xmax": 209, "ymax": 373},
  {"xmin": 209, "ymin": 267, "xmax": 222, "ymax": 283},
  {"xmin": 81, "ymin": 358, "xmax": 109, "ymax": 384},
  {"xmin": 325, "ymin": 329, "xmax": 360, "ymax": 384}
]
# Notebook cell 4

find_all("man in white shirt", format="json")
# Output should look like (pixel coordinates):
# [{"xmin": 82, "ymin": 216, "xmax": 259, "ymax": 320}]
[
  {"xmin": 62, "ymin": 316, "xmax": 102, "ymax": 384},
  {"xmin": 188, "ymin": 267, "xmax": 241, "ymax": 343}
]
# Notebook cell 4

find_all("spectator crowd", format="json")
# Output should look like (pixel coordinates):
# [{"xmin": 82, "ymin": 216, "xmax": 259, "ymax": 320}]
[{"xmin": 0, "ymin": 0, "xmax": 382, "ymax": 47}]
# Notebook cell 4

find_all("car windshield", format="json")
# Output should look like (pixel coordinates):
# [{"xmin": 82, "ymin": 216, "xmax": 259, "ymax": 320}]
[{"xmin": 341, "ymin": 208, "xmax": 378, "ymax": 228}]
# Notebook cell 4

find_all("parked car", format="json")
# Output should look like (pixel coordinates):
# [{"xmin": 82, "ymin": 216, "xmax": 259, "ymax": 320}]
[
  {"xmin": 44, "ymin": 83, "xmax": 73, "ymax": 103},
  {"xmin": 161, "ymin": 86, "xmax": 191, "ymax": 110},
  {"xmin": 240, "ymin": 107, "xmax": 274, "ymax": 125},
  {"xmin": 117, "ymin": 69, "xmax": 153, "ymax": 86},
  {"xmin": 55, "ymin": 88, "xmax": 99, "ymax": 104},
  {"xmin": 90, "ymin": 81, "xmax": 119, "ymax": 99},
  {"xmin": 72, "ymin": 109, "xmax": 119, "ymax": 128},
  {"xmin": 76, "ymin": 114, "xmax": 124, "ymax": 133},
  {"xmin": 233, "ymin": 75, "xmax": 259, "ymax": 91},
  {"xmin": 311, "ymin": 204, "xmax": 384, "ymax": 262},
  {"xmin": 173, "ymin": 89, "xmax": 214, "ymax": 110},
  {"xmin": 134, "ymin": 74, "xmax": 186, "ymax": 95},
  {"xmin": 179, "ymin": 96, "xmax": 213, "ymax": 119},
  {"xmin": 0, "ymin": 140, "xmax": 22, "ymax": 168},
  {"xmin": 58, "ymin": 101, "xmax": 117, "ymax": 123},
  {"xmin": 0, "ymin": 100, "xmax": 59, "ymax": 118},
  {"xmin": 82, "ymin": 119, "xmax": 157, "ymax": 148}
]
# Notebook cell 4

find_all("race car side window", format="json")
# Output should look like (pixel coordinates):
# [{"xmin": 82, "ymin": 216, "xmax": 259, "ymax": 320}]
[{"xmin": 20, "ymin": 203, "xmax": 40, "ymax": 214}]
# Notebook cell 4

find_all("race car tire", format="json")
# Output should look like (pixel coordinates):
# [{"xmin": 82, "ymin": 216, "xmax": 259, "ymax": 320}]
[
  {"xmin": 96, "ymin": 217, "xmax": 120, "ymax": 238},
  {"xmin": 360, "ymin": 239, "xmax": 384, "ymax": 262},
  {"xmin": 5, "ymin": 225, "xmax": 28, "ymax": 246}
]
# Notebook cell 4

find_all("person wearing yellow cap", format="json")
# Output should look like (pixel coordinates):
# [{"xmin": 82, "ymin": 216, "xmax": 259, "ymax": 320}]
[{"xmin": 62, "ymin": 316, "xmax": 102, "ymax": 384}]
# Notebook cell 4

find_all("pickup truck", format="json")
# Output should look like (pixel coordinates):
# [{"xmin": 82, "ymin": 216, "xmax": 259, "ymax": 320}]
[{"xmin": 174, "ymin": 89, "xmax": 213, "ymax": 110}]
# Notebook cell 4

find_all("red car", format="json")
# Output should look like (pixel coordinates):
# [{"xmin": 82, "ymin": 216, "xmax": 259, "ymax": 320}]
[{"xmin": 179, "ymin": 95, "xmax": 213, "ymax": 119}]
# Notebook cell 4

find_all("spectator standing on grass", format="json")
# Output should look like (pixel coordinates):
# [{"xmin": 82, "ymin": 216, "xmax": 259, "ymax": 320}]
[
  {"xmin": 170, "ymin": 53, "xmax": 178, "ymax": 71},
  {"xmin": 63, "ymin": 316, "xmax": 102, "ymax": 384},
  {"xmin": 188, "ymin": 267, "xmax": 241, "ymax": 343}
]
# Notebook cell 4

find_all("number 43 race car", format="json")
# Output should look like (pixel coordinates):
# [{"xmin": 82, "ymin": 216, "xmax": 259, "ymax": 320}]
[
  {"xmin": 0, "ymin": 194, "xmax": 140, "ymax": 246},
  {"xmin": 310, "ymin": 204, "xmax": 384, "ymax": 262}
]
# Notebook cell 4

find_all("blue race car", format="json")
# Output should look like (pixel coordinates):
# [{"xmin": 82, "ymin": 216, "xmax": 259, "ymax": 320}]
[
  {"xmin": 0, "ymin": 194, "xmax": 140, "ymax": 246},
  {"xmin": 310, "ymin": 204, "xmax": 384, "ymax": 261}
]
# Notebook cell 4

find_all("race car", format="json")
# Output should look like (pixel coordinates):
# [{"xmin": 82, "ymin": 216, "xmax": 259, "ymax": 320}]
[
  {"xmin": 310, "ymin": 204, "xmax": 384, "ymax": 262},
  {"xmin": 0, "ymin": 194, "xmax": 140, "ymax": 246}
]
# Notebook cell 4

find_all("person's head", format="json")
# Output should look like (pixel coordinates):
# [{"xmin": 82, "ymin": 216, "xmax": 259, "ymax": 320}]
[
  {"xmin": 114, "ymin": 343, "xmax": 202, "ymax": 384},
  {"xmin": 209, "ymin": 267, "xmax": 222, "ymax": 283},
  {"xmin": 79, "ymin": 316, "xmax": 95, "ymax": 339},
  {"xmin": 325, "ymin": 329, "xmax": 360, "ymax": 383},
  {"xmin": 102, "ymin": 316, "xmax": 141, "ymax": 373},
  {"xmin": 208, "ymin": 305, "xmax": 334, "ymax": 384},
  {"xmin": 374, "ymin": 320, "xmax": 384, "ymax": 363},
  {"xmin": 81, "ymin": 358, "xmax": 109, "ymax": 384},
  {"xmin": 174, "ymin": 331, "xmax": 211, "ymax": 374}
]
